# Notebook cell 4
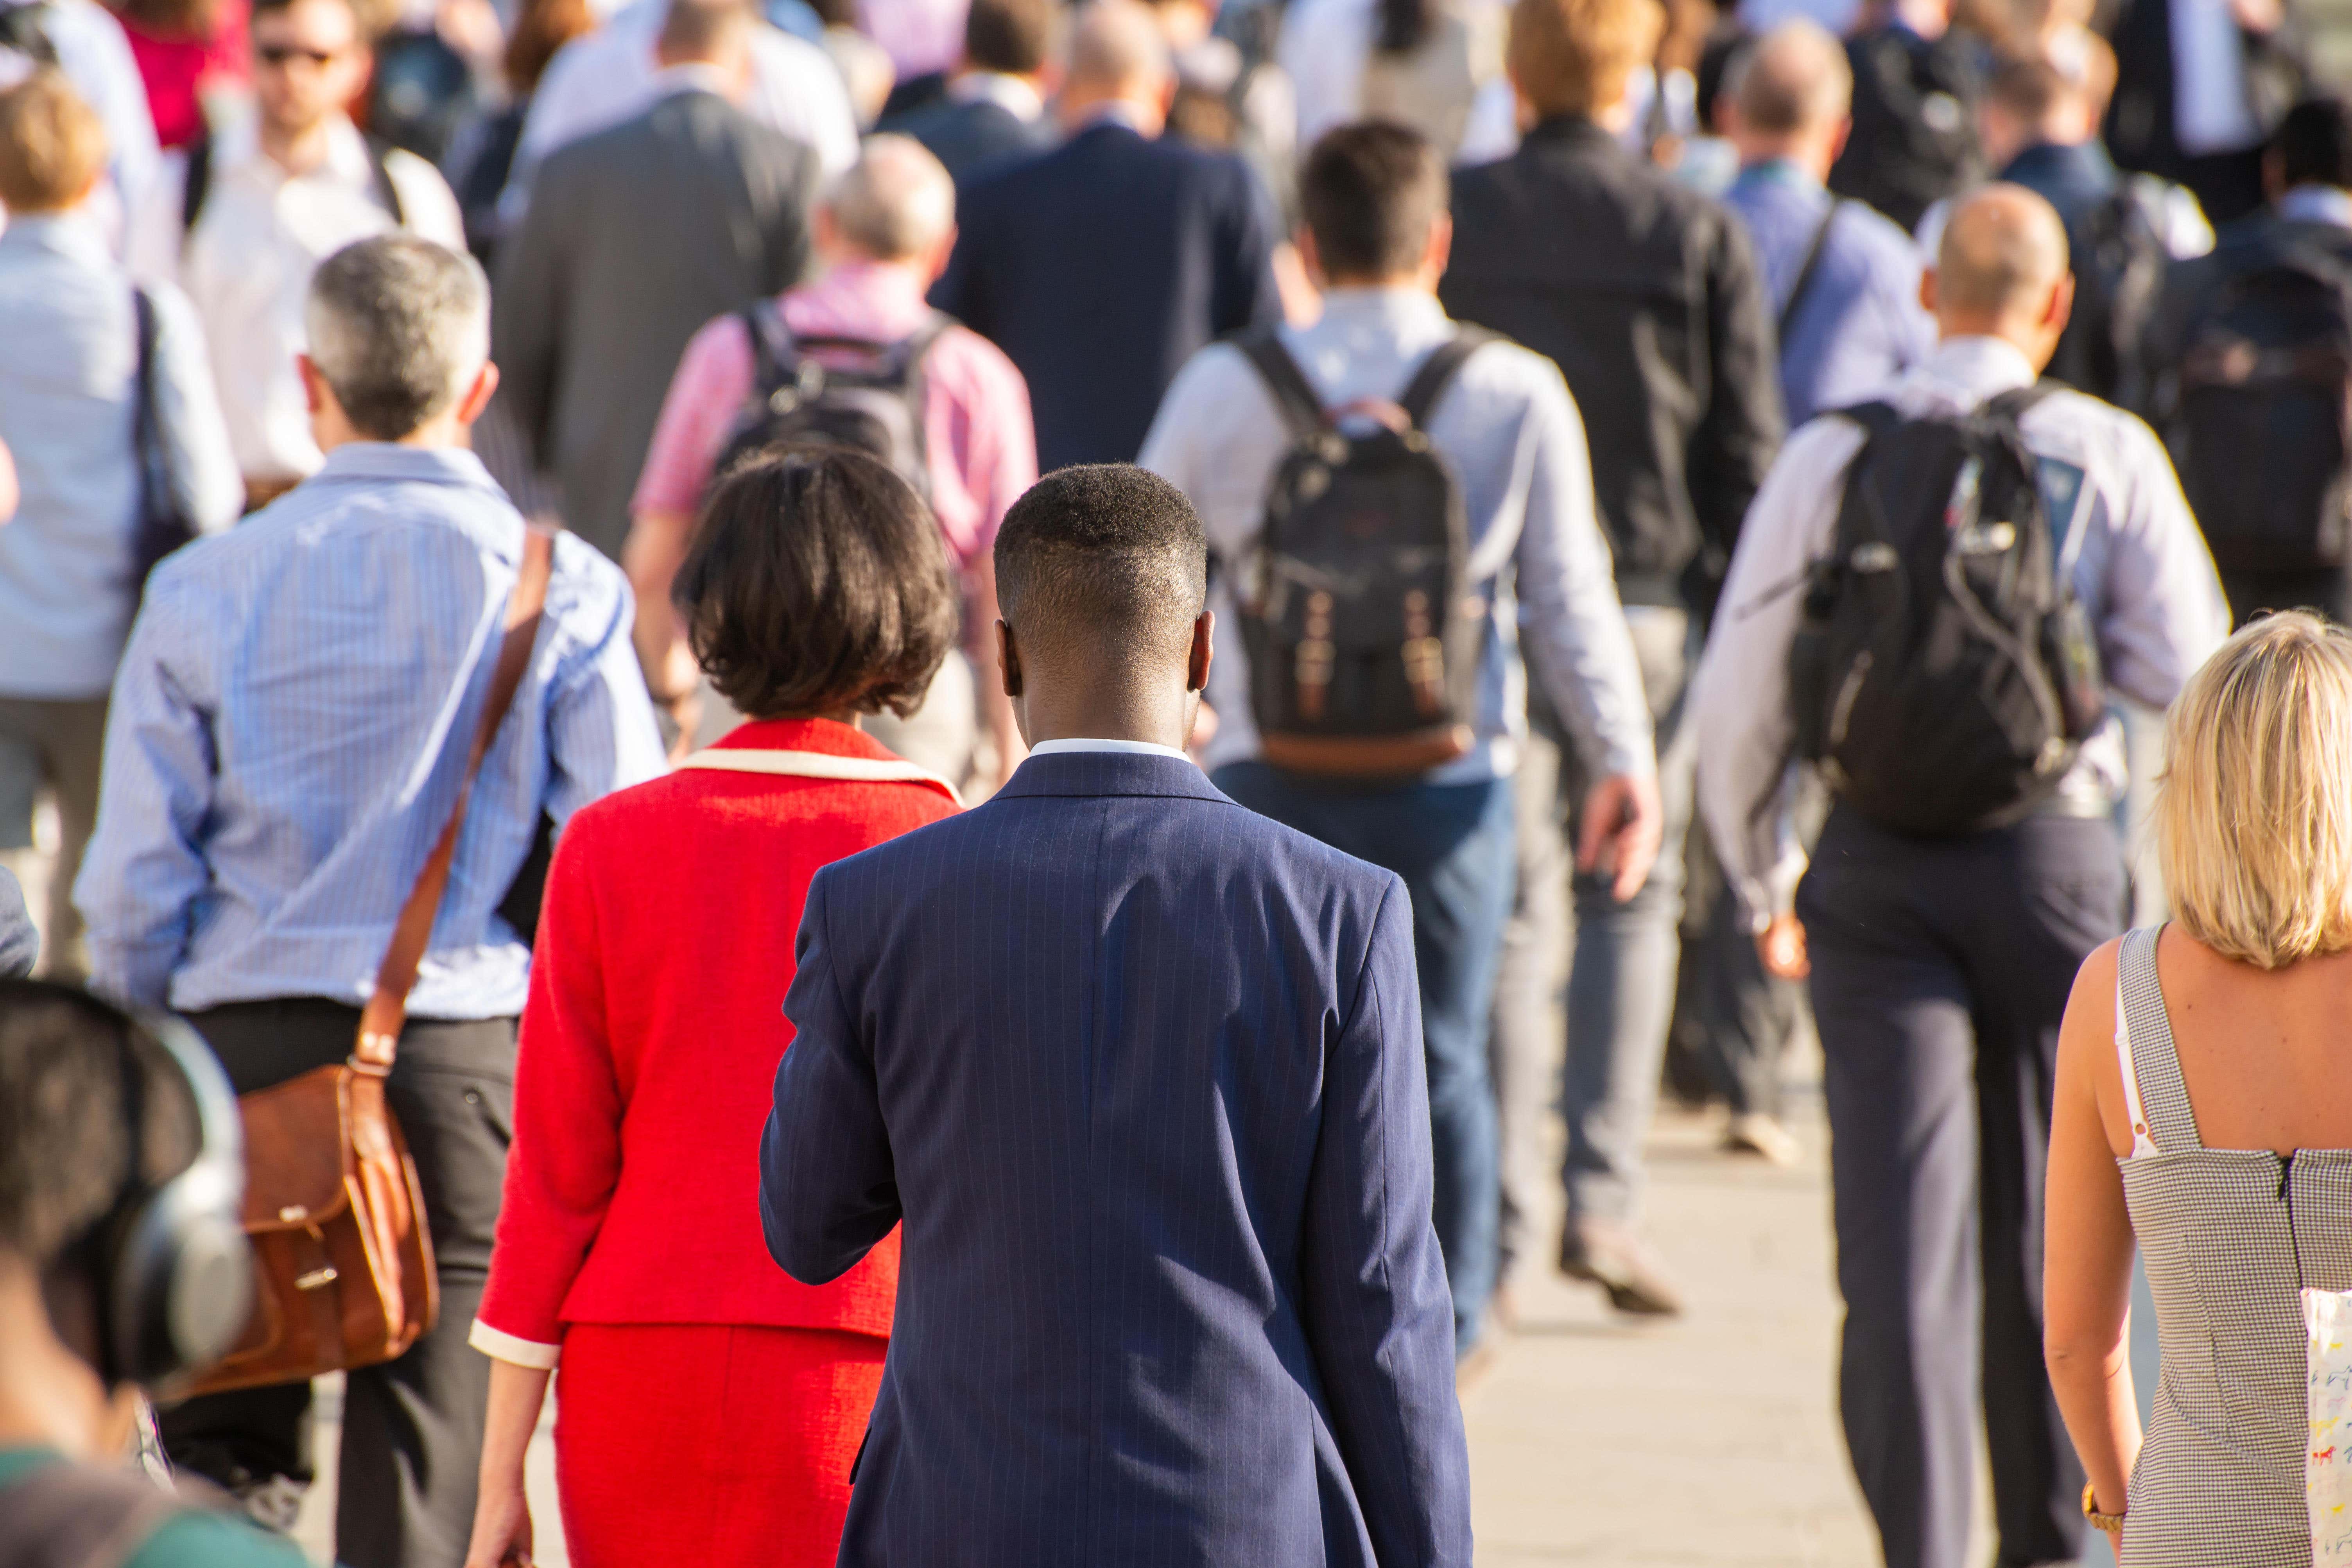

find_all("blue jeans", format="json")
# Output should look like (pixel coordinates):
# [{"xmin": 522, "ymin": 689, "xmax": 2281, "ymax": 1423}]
[{"xmin": 1214, "ymin": 762, "xmax": 1518, "ymax": 1354}]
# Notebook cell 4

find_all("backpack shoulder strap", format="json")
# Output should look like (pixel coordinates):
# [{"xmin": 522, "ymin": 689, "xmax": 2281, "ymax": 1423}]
[
  {"xmin": 740, "ymin": 302, "xmax": 796, "ymax": 396},
  {"xmin": 362, "ymin": 132, "xmax": 407, "ymax": 228},
  {"xmin": 1830, "ymin": 399, "xmax": 1905, "ymax": 441},
  {"xmin": 1780, "ymin": 201, "xmax": 1843, "ymax": 339},
  {"xmin": 181, "ymin": 129, "xmax": 213, "ymax": 239},
  {"xmin": 1984, "ymin": 380, "xmax": 2057, "ymax": 424},
  {"xmin": 1398, "ymin": 326, "xmax": 1497, "ymax": 430},
  {"xmin": 1231, "ymin": 327, "xmax": 1327, "ymax": 443}
]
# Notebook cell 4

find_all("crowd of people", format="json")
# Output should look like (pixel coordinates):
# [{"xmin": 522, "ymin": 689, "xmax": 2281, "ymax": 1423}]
[{"xmin": 4, "ymin": 0, "xmax": 2352, "ymax": 1557}]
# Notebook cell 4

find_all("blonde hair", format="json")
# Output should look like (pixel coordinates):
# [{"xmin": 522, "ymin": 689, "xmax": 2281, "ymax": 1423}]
[
  {"xmin": 1508, "ymin": 0, "xmax": 1664, "ymax": 120},
  {"xmin": 0, "ymin": 70, "xmax": 107, "ymax": 214},
  {"xmin": 2156, "ymin": 612, "xmax": 2352, "ymax": 970}
]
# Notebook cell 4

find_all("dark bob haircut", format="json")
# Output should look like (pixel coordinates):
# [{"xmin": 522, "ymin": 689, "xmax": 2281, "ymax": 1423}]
[{"xmin": 674, "ymin": 448, "xmax": 960, "ymax": 721}]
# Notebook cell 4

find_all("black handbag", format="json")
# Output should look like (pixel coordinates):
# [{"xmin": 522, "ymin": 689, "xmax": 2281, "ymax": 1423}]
[{"xmin": 127, "ymin": 287, "xmax": 200, "ymax": 590}]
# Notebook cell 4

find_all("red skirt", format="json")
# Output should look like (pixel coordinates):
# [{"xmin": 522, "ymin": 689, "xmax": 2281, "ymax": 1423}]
[{"xmin": 554, "ymin": 1324, "xmax": 887, "ymax": 1568}]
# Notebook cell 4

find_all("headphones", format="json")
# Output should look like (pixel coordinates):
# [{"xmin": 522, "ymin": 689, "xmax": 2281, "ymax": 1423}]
[{"xmin": 25, "ymin": 986, "xmax": 255, "ymax": 1392}]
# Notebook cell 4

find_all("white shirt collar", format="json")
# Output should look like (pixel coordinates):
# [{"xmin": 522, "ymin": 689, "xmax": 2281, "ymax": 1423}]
[
  {"xmin": 2279, "ymin": 184, "xmax": 2352, "ymax": 230},
  {"xmin": 647, "ymin": 61, "xmax": 735, "ymax": 99},
  {"xmin": 1027, "ymin": 737, "xmax": 1197, "ymax": 764},
  {"xmin": 951, "ymin": 71, "xmax": 1045, "ymax": 122},
  {"xmin": 1916, "ymin": 334, "xmax": 2040, "ymax": 400}
]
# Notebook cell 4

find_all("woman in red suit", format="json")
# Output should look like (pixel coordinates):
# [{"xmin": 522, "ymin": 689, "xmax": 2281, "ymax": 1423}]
[{"xmin": 461, "ymin": 450, "xmax": 964, "ymax": 1568}]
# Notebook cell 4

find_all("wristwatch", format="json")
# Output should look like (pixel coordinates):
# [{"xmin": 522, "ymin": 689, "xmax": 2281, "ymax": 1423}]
[{"xmin": 2083, "ymin": 1481, "xmax": 2126, "ymax": 1532}]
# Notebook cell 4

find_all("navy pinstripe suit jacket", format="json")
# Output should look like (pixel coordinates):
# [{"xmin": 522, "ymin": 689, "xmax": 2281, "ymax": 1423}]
[{"xmin": 760, "ymin": 750, "xmax": 1472, "ymax": 1566}]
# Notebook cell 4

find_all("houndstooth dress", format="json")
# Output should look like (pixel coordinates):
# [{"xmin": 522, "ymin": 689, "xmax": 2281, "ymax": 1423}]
[{"xmin": 2113, "ymin": 925, "xmax": 2352, "ymax": 1566}]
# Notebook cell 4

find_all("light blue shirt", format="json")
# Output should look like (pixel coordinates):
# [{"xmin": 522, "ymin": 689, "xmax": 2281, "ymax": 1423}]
[
  {"xmin": 76, "ymin": 444, "xmax": 668, "ymax": 1018},
  {"xmin": 1139, "ymin": 287, "xmax": 1655, "ymax": 785},
  {"xmin": 1723, "ymin": 159, "xmax": 1935, "ymax": 426},
  {"xmin": 0, "ymin": 212, "xmax": 240, "ymax": 698}
]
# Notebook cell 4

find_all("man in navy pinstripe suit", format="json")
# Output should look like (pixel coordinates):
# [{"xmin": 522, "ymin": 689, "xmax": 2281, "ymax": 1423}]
[{"xmin": 760, "ymin": 464, "xmax": 1472, "ymax": 1566}]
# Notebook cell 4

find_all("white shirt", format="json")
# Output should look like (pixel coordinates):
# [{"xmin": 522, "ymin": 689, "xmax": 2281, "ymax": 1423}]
[
  {"xmin": 1028, "ymin": 738, "xmax": 1198, "ymax": 765},
  {"xmin": 502, "ymin": 0, "xmax": 857, "ymax": 225},
  {"xmin": 951, "ymin": 70, "xmax": 1045, "ymax": 122},
  {"xmin": 1691, "ymin": 335, "xmax": 2231, "ymax": 928},
  {"xmin": 2170, "ymin": 0, "xmax": 2261, "ymax": 156},
  {"xmin": 127, "ymin": 113, "xmax": 465, "ymax": 483}
]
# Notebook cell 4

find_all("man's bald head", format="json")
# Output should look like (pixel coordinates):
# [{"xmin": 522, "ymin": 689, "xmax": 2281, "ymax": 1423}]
[
  {"xmin": 1935, "ymin": 183, "xmax": 2069, "ymax": 315},
  {"xmin": 1730, "ymin": 21, "xmax": 1851, "ymax": 136},
  {"xmin": 822, "ymin": 134, "xmax": 956, "ymax": 262},
  {"xmin": 1065, "ymin": 0, "xmax": 1171, "ymax": 99}
]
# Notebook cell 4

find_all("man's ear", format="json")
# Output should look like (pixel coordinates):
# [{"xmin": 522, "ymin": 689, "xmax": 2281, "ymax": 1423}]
[
  {"xmin": 996, "ymin": 619, "xmax": 1024, "ymax": 699},
  {"xmin": 298, "ymin": 352, "xmax": 330, "ymax": 417},
  {"xmin": 2044, "ymin": 270, "xmax": 2077, "ymax": 335},
  {"xmin": 1918, "ymin": 266, "xmax": 1939, "ymax": 318},
  {"xmin": 1188, "ymin": 610, "xmax": 1214, "ymax": 694},
  {"xmin": 455, "ymin": 360, "xmax": 500, "ymax": 427}
]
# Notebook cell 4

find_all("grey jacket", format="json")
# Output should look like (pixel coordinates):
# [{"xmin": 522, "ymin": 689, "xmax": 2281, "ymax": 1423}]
[{"xmin": 493, "ymin": 84, "xmax": 818, "ymax": 559}]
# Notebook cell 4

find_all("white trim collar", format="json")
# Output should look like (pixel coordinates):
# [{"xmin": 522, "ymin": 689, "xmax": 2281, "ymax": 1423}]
[{"xmin": 1028, "ymin": 737, "xmax": 1196, "ymax": 764}]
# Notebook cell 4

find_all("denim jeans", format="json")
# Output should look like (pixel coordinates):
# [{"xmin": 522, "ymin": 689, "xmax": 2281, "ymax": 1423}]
[
  {"xmin": 1214, "ymin": 762, "xmax": 1518, "ymax": 1354},
  {"xmin": 1558, "ymin": 606, "xmax": 1696, "ymax": 1226}
]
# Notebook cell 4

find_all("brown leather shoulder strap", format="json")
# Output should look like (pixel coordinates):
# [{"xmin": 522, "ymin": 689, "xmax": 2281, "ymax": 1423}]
[{"xmin": 354, "ymin": 527, "xmax": 556, "ymax": 1071}]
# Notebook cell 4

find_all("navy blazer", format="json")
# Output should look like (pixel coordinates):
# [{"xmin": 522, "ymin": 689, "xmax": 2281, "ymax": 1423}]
[
  {"xmin": 930, "ymin": 123, "xmax": 1283, "ymax": 472},
  {"xmin": 880, "ymin": 95, "xmax": 1057, "ymax": 184},
  {"xmin": 760, "ymin": 751, "xmax": 1471, "ymax": 1567}
]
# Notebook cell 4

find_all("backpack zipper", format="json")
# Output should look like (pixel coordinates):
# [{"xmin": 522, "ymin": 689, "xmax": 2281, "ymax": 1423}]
[{"xmin": 1827, "ymin": 650, "xmax": 1873, "ymax": 750}]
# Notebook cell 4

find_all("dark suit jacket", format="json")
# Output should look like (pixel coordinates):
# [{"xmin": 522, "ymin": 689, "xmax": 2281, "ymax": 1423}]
[
  {"xmin": 0, "ymin": 867, "xmax": 34, "ymax": 977},
  {"xmin": 759, "ymin": 751, "xmax": 1471, "ymax": 1568},
  {"xmin": 1442, "ymin": 116, "xmax": 1783, "ymax": 615},
  {"xmin": 492, "ymin": 88, "xmax": 817, "ymax": 559},
  {"xmin": 2104, "ymin": 0, "xmax": 2305, "ymax": 224},
  {"xmin": 931, "ymin": 122, "xmax": 1283, "ymax": 471},
  {"xmin": 881, "ymin": 94, "xmax": 1056, "ymax": 182}
]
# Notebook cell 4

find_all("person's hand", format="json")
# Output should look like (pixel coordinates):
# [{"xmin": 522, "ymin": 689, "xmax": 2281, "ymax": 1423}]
[
  {"xmin": 2230, "ymin": 0, "xmax": 2282, "ymax": 33},
  {"xmin": 462, "ymin": 1475, "xmax": 533, "ymax": 1568},
  {"xmin": 1758, "ymin": 913, "xmax": 1809, "ymax": 980},
  {"xmin": 1576, "ymin": 772, "xmax": 1663, "ymax": 903}
]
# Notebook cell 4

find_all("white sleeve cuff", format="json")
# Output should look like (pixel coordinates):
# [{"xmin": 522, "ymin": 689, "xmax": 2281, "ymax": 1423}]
[{"xmin": 468, "ymin": 1319, "xmax": 561, "ymax": 1370}]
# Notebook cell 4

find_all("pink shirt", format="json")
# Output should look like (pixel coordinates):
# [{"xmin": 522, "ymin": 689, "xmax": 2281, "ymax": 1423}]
[
  {"xmin": 855, "ymin": 0, "xmax": 967, "ymax": 83},
  {"xmin": 633, "ymin": 261, "xmax": 1037, "ymax": 573}
]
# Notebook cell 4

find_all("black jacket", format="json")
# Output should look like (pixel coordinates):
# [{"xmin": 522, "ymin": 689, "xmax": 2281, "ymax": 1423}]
[
  {"xmin": 1829, "ymin": 24, "xmax": 1983, "ymax": 234},
  {"xmin": 1441, "ymin": 116, "xmax": 1783, "ymax": 614},
  {"xmin": 2104, "ymin": 0, "xmax": 2305, "ymax": 225},
  {"xmin": 934, "ymin": 122, "xmax": 1282, "ymax": 472}
]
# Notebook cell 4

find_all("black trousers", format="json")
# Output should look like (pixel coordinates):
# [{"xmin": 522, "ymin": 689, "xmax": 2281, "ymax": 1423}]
[
  {"xmin": 2219, "ymin": 564, "xmax": 2352, "ymax": 628},
  {"xmin": 1797, "ymin": 807, "xmax": 2123, "ymax": 1568},
  {"xmin": 158, "ymin": 998, "xmax": 517, "ymax": 1568}
]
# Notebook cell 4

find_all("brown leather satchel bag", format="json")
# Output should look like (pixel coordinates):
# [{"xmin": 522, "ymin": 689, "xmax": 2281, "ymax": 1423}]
[{"xmin": 184, "ymin": 530, "xmax": 554, "ymax": 1396}]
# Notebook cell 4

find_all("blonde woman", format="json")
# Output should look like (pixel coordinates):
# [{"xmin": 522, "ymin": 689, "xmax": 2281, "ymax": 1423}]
[{"xmin": 2046, "ymin": 611, "xmax": 2352, "ymax": 1565}]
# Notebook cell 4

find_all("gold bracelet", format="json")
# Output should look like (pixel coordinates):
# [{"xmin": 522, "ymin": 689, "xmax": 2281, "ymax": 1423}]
[{"xmin": 2082, "ymin": 1481, "xmax": 2126, "ymax": 1531}]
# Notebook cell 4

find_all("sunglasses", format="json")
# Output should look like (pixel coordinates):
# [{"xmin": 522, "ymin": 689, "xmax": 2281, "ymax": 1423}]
[{"xmin": 255, "ymin": 43, "xmax": 342, "ymax": 66}]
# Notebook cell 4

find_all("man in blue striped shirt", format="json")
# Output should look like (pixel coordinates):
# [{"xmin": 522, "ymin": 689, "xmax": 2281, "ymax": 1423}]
[{"xmin": 75, "ymin": 234, "xmax": 664, "ymax": 1568}]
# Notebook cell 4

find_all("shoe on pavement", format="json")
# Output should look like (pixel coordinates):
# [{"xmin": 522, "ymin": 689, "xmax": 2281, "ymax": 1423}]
[
  {"xmin": 1723, "ymin": 1112, "xmax": 1803, "ymax": 1167},
  {"xmin": 1559, "ymin": 1218, "xmax": 1685, "ymax": 1318}
]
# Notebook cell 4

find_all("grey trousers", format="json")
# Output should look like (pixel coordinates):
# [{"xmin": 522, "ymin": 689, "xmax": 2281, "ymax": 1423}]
[
  {"xmin": 1800, "ymin": 806, "xmax": 2117, "ymax": 1568},
  {"xmin": 1489, "ymin": 606, "xmax": 1697, "ymax": 1267},
  {"xmin": 0, "ymin": 693, "xmax": 109, "ymax": 977},
  {"xmin": 159, "ymin": 998, "xmax": 517, "ymax": 1568}
]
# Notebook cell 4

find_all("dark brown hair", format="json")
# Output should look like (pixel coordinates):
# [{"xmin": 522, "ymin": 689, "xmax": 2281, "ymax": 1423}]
[
  {"xmin": 676, "ymin": 449, "xmax": 960, "ymax": 721},
  {"xmin": 1299, "ymin": 121, "xmax": 1448, "ymax": 283},
  {"xmin": 504, "ymin": 0, "xmax": 595, "ymax": 95},
  {"xmin": 964, "ymin": 0, "xmax": 1059, "ymax": 76}
]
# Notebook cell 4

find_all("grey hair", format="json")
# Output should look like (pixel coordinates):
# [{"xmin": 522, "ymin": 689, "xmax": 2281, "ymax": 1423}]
[
  {"xmin": 303, "ymin": 234, "xmax": 490, "ymax": 441},
  {"xmin": 1065, "ymin": 0, "xmax": 1169, "ymax": 94},
  {"xmin": 823, "ymin": 134, "xmax": 956, "ymax": 261}
]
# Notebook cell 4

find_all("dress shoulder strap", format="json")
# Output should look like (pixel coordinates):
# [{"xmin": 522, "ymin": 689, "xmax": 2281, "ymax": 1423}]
[{"xmin": 2115, "ymin": 924, "xmax": 2202, "ymax": 1156}]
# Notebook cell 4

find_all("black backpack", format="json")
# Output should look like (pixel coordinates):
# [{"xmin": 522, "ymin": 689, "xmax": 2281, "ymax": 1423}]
[
  {"xmin": 1828, "ymin": 27, "xmax": 1983, "ymax": 233},
  {"xmin": 1232, "ymin": 326, "xmax": 1489, "ymax": 778},
  {"xmin": 2166, "ymin": 242, "xmax": 2352, "ymax": 574},
  {"xmin": 712, "ymin": 305, "xmax": 948, "ymax": 496},
  {"xmin": 128, "ymin": 288, "xmax": 200, "ymax": 589},
  {"xmin": 2051, "ymin": 176, "xmax": 2175, "ymax": 407},
  {"xmin": 1789, "ymin": 386, "xmax": 2106, "ymax": 836}
]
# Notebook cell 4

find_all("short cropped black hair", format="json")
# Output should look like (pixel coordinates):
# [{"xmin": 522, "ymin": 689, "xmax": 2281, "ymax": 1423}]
[
  {"xmin": 2277, "ymin": 95, "xmax": 2352, "ymax": 193},
  {"xmin": 0, "ymin": 983, "xmax": 201, "ymax": 1271},
  {"xmin": 965, "ymin": 0, "xmax": 1058, "ymax": 77},
  {"xmin": 1300, "ymin": 121, "xmax": 1448, "ymax": 283},
  {"xmin": 676, "ymin": 449, "xmax": 961, "ymax": 722},
  {"xmin": 994, "ymin": 464, "xmax": 1206, "ymax": 663}
]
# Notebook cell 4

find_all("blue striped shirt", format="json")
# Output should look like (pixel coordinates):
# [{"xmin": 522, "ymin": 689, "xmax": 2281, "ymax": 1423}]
[{"xmin": 76, "ymin": 444, "xmax": 668, "ymax": 1018}]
